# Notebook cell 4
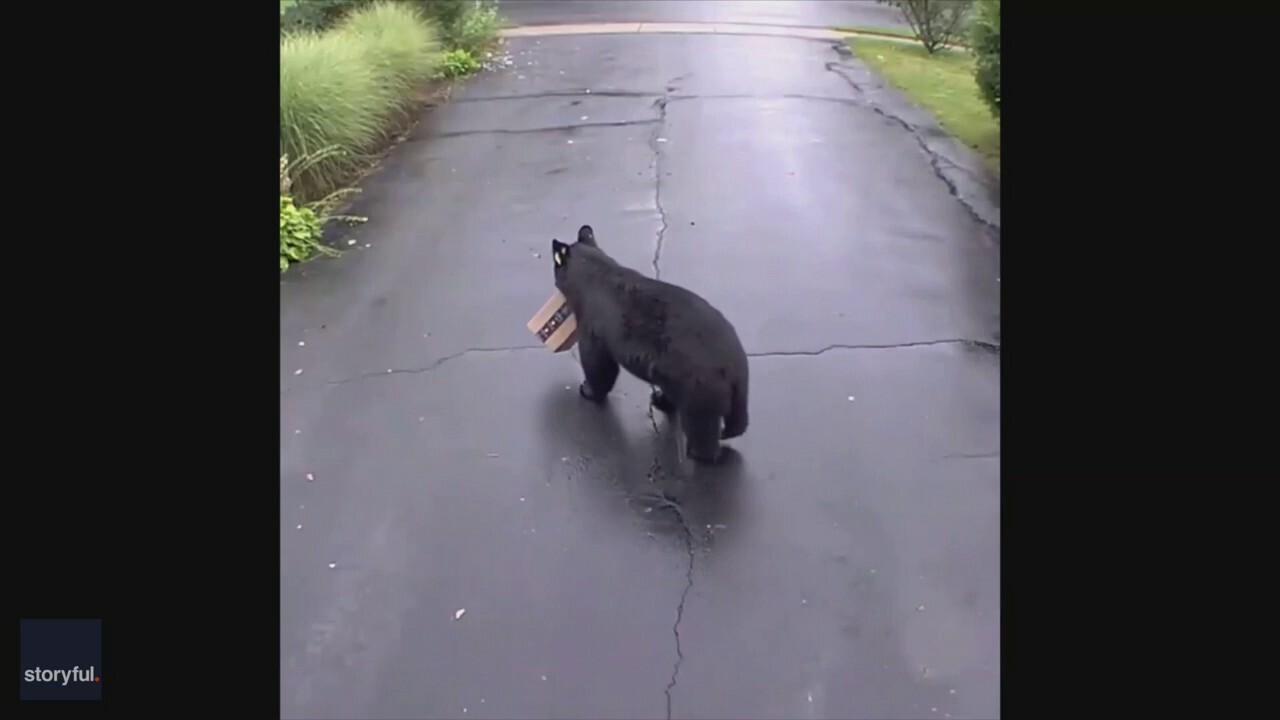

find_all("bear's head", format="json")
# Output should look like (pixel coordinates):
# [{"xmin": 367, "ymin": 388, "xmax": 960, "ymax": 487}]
[{"xmin": 550, "ymin": 225, "xmax": 600, "ymax": 285}]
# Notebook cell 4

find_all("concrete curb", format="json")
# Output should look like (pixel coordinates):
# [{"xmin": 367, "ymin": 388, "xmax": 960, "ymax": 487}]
[{"xmin": 498, "ymin": 21, "xmax": 934, "ymax": 45}]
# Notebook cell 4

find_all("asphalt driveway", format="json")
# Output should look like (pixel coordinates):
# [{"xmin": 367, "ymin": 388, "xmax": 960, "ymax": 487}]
[
  {"xmin": 499, "ymin": 0, "xmax": 910, "ymax": 31},
  {"xmin": 281, "ymin": 20, "xmax": 1000, "ymax": 720}
]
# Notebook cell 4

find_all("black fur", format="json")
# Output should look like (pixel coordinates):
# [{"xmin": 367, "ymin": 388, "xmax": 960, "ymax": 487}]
[{"xmin": 551, "ymin": 225, "xmax": 749, "ymax": 464}]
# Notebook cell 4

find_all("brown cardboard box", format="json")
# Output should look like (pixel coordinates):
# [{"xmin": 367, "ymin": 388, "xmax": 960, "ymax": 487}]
[{"xmin": 527, "ymin": 289, "xmax": 578, "ymax": 352}]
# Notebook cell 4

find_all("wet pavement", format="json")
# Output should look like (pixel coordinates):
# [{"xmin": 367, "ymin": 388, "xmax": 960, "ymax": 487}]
[
  {"xmin": 500, "ymin": 0, "xmax": 910, "ymax": 31},
  {"xmin": 280, "ymin": 22, "xmax": 1000, "ymax": 720}
]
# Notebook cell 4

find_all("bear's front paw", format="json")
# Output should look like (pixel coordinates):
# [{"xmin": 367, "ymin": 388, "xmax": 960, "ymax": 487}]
[{"xmin": 579, "ymin": 382, "xmax": 607, "ymax": 402}]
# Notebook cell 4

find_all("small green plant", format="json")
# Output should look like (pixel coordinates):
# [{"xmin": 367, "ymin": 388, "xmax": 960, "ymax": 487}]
[
  {"xmin": 281, "ymin": 194, "xmax": 333, "ymax": 272},
  {"xmin": 970, "ymin": 0, "xmax": 1000, "ymax": 119},
  {"xmin": 439, "ymin": 48, "xmax": 480, "ymax": 78},
  {"xmin": 280, "ymin": 150, "xmax": 364, "ymax": 272}
]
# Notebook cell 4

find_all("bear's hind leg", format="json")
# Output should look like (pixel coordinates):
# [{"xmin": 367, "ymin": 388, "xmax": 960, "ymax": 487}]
[
  {"xmin": 722, "ymin": 381, "xmax": 749, "ymax": 440},
  {"xmin": 681, "ymin": 405, "xmax": 723, "ymax": 464},
  {"xmin": 578, "ymin": 335, "xmax": 619, "ymax": 402}
]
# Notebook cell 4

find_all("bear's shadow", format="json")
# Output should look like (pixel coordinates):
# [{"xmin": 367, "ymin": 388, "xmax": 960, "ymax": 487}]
[{"xmin": 536, "ymin": 380, "xmax": 748, "ymax": 543}]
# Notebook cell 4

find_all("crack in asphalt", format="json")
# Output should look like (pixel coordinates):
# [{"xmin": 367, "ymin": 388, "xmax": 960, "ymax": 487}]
[
  {"xmin": 639, "ymin": 423, "xmax": 694, "ymax": 720},
  {"xmin": 283, "ymin": 339, "xmax": 996, "ymax": 393},
  {"xmin": 639, "ymin": 490, "xmax": 695, "ymax": 720},
  {"xmin": 635, "ymin": 113, "xmax": 695, "ymax": 704},
  {"xmin": 823, "ymin": 52, "xmax": 1000, "ymax": 236},
  {"xmin": 935, "ymin": 451, "xmax": 1001, "ymax": 461},
  {"xmin": 867, "ymin": 105, "xmax": 1000, "ymax": 235},
  {"xmin": 823, "ymin": 59, "xmax": 866, "ymax": 95},
  {"xmin": 666, "ymin": 515, "xmax": 694, "ymax": 720},
  {"xmin": 447, "ymin": 54, "xmax": 999, "ymax": 235},
  {"xmin": 331, "ymin": 345, "xmax": 547, "ymax": 384},
  {"xmin": 453, "ymin": 90, "xmax": 664, "ymax": 102},
  {"xmin": 282, "ymin": 345, "xmax": 545, "ymax": 392},
  {"xmin": 444, "ymin": 84, "xmax": 994, "ymax": 243},
  {"xmin": 648, "ymin": 94, "xmax": 671, "ymax": 280},
  {"xmin": 328, "ymin": 345, "xmax": 546, "ymax": 384},
  {"xmin": 640, "ymin": 87, "xmax": 687, "ymax": 716},
  {"xmin": 426, "ymin": 119, "xmax": 661, "ymax": 139},
  {"xmin": 668, "ymin": 92, "xmax": 865, "ymax": 107},
  {"xmin": 453, "ymin": 88, "xmax": 925, "ymax": 110},
  {"xmin": 749, "ymin": 339, "xmax": 999, "ymax": 357}
]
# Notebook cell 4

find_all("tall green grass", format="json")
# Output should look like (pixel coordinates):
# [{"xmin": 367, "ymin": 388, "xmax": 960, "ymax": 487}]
[
  {"xmin": 280, "ymin": 1, "xmax": 442, "ymax": 202},
  {"xmin": 343, "ymin": 1, "xmax": 444, "ymax": 96}
]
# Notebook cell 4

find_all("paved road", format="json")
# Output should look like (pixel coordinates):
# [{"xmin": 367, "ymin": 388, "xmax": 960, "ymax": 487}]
[
  {"xmin": 500, "ymin": 0, "xmax": 910, "ymax": 31},
  {"xmin": 280, "ymin": 15, "xmax": 1000, "ymax": 720}
]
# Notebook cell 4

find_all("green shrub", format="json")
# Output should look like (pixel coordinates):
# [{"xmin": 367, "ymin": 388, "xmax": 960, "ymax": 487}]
[
  {"xmin": 447, "ymin": 0, "xmax": 501, "ymax": 55},
  {"xmin": 970, "ymin": 0, "xmax": 1000, "ymax": 118},
  {"xmin": 280, "ymin": 1, "xmax": 443, "ymax": 201},
  {"xmin": 416, "ymin": 0, "xmax": 469, "ymax": 32},
  {"xmin": 402, "ymin": 0, "xmax": 501, "ymax": 53},
  {"xmin": 281, "ymin": 0, "xmax": 375, "ymax": 34},
  {"xmin": 875, "ymin": 0, "xmax": 973, "ymax": 54},
  {"xmin": 439, "ymin": 48, "xmax": 480, "ymax": 78}
]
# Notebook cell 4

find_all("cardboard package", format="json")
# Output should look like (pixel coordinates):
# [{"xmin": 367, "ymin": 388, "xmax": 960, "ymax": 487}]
[{"xmin": 527, "ymin": 290, "xmax": 578, "ymax": 352}]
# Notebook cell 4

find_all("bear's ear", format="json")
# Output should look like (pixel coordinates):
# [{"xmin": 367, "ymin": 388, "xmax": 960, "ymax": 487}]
[
  {"xmin": 551, "ymin": 238, "xmax": 570, "ymax": 266},
  {"xmin": 577, "ymin": 225, "xmax": 597, "ymax": 247}
]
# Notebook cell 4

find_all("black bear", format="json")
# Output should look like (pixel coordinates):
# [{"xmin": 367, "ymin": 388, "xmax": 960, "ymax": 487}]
[{"xmin": 551, "ymin": 225, "xmax": 749, "ymax": 464}]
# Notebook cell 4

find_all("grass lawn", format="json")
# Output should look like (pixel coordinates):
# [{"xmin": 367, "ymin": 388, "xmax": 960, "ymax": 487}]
[
  {"xmin": 835, "ymin": 24, "xmax": 970, "ymax": 48},
  {"xmin": 847, "ymin": 37, "xmax": 999, "ymax": 176}
]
